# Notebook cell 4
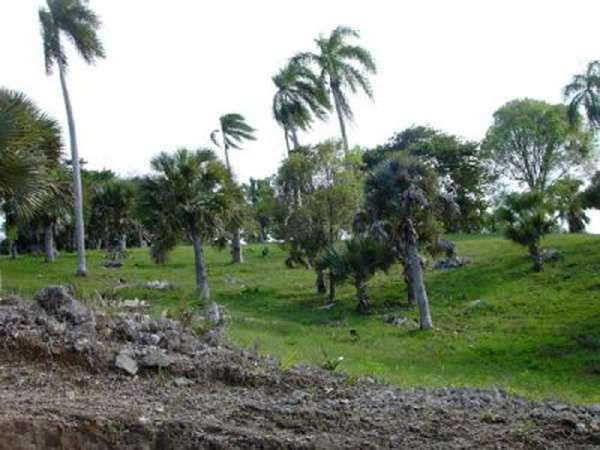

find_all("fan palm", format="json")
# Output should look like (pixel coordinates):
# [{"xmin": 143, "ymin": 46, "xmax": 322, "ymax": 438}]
[
  {"xmin": 141, "ymin": 148, "xmax": 232, "ymax": 323},
  {"xmin": 563, "ymin": 60, "xmax": 600, "ymax": 128},
  {"xmin": 0, "ymin": 89, "xmax": 61, "ymax": 217},
  {"xmin": 272, "ymin": 61, "xmax": 330, "ymax": 154},
  {"xmin": 39, "ymin": 0, "xmax": 105, "ymax": 276},
  {"xmin": 365, "ymin": 154, "xmax": 439, "ymax": 330},
  {"xmin": 294, "ymin": 26, "xmax": 376, "ymax": 153},
  {"xmin": 211, "ymin": 113, "xmax": 256, "ymax": 263}
]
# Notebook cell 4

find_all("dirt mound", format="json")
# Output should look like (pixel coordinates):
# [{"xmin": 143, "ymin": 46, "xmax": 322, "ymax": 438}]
[{"xmin": 0, "ymin": 287, "xmax": 598, "ymax": 449}]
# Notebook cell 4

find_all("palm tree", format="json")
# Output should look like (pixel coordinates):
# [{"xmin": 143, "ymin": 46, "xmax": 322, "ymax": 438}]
[
  {"xmin": 365, "ymin": 154, "xmax": 439, "ymax": 330},
  {"xmin": 211, "ymin": 113, "xmax": 256, "ymax": 263},
  {"xmin": 0, "ymin": 89, "xmax": 61, "ymax": 217},
  {"xmin": 564, "ymin": 60, "xmax": 600, "ymax": 128},
  {"xmin": 39, "ymin": 0, "xmax": 105, "ymax": 276},
  {"xmin": 294, "ymin": 26, "xmax": 376, "ymax": 153},
  {"xmin": 272, "ymin": 61, "xmax": 330, "ymax": 154},
  {"xmin": 140, "ymin": 148, "xmax": 232, "ymax": 323}
]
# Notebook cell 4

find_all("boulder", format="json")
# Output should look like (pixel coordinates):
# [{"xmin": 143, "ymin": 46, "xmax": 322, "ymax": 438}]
[{"xmin": 115, "ymin": 351, "xmax": 138, "ymax": 376}]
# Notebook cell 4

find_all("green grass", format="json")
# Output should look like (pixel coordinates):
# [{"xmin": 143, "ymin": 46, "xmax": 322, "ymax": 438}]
[{"xmin": 1, "ymin": 234, "xmax": 599, "ymax": 404}]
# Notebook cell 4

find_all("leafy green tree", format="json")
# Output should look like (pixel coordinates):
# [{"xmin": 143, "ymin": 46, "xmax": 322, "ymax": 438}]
[
  {"xmin": 582, "ymin": 171, "xmax": 600, "ymax": 210},
  {"xmin": 139, "ymin": 148, "xmax": 232, "ymax": 323},
  {"xmin": 563, "ymin": 61, "xmax": 600, "ymax": 128},
  {"xmin": 211, "ymin": 113, "xmax": 256, "ymax": 264},
  {"xmin": 318, "ymin": 237, "xmax": 395, "ymax": 313},
  {"xmin": 39, "ymin": 0, "xmax": 105, "ymax": 276},
  {"xmin": 294, "ymin": 26, "xmax": 376, "ymax": 153},
  {"xmin": 272, "ymin": 61, "xmax": 330, "ymax": 153},
  {"xmin": 365, "ymin": 126, "xmax": 490, "ymax": 232},
  {"xmin": 365, "ymin": 154, "xmax": 440, "ymax": 330},
  {"xmin": 548, "ymin": 178, "xmax": 589, "ymax": 233},
  {"xmin": 245, "ymin": 177, "xmax": 277, "ymax": 242},
  {"xmin": 498, "ymin": 192, "xmax": 556, "ymax": 272},
  {"xmin": 482, "ymin": 99, "xmax": 594, "ymax": 193}
]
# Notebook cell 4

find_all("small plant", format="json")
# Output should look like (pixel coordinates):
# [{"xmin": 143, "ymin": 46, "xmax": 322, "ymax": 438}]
[
  {"xmin": 319, "ymin": 347, "xmax": 344, "ymax": 371},
  {"xmin": 498, "ymin": 192, "xmax": 557, "ymax": 271}
]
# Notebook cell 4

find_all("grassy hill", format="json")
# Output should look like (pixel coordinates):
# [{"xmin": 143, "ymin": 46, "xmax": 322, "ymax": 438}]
[{"xmin": 1, "ymin": 233, "xmax": 599, "ymax": 403}]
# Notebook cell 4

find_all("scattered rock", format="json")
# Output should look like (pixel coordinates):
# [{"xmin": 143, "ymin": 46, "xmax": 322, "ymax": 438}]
[
  {"xmin": 541, "ymin": 248, "xmax": 561, "ymax": 262},
  {"xmin": 140, "ymin": 348, "xmax": 171, "ymax": 368},
  {"xmin": 115, "ymin": 351, "xmax": 138, "ymax": 376},
  {"xmin": 173, "ymin": 377, "xmax": 193, "ymax": 387},
  {"xmin": 383, "ymin": 314, "xmax": 414, "ymax": 328},
  {"xmin": 103, "ymin": 260, "xmax": 123, "ymax": 269},
  {"xmin": 466, "ymin": 299, "xmax": 485, "ymax": 309},
  {"xmin": 144, "ymin": 280, "xmax": 174, "ymax": 290},
  {"xmin": 432, "ymin": 256, "xmax": 471, "ymax": 270}
]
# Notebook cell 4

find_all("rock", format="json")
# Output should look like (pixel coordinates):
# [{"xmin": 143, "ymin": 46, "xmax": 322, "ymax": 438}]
[
  {"xmin": 47, "ymin": 317, "xmax": 66, "ymax": 336},
  {"xmin": 144, "ymin": 280, "xmax": 174, "ymax": 290},
  {"xmin": 466, "ymin": 299, "xmax": 485, "ymax": 309},
  {"xmin": 115, "ymin": 352, "xmax": 138, "ymax": 376},
  {"xmin": 173, "ymin": 377, "xmax": 193, "ymax": 387},
  {"xmin": 140, "ymin": 348, "xmax": 171, "ymax": 368},
  {"xmin": 432, "ymin": 256, "xmax": 471, "ymax": 270},
  {"xmin": 437, "ymin": 239, "xmax": 457, "ymax": 258},
  {"xmin": 383, "ymin": 314, "xmax": 413, "ymax": 327},
  {"xmin": 35, "ymin": 285, "xmax": 93, "ymax": 326},
  {"xmin": 206, "ymin": 302, "xmax": 220, "ymax": 324},
  {"xmin": 575, "ymin": 423, "xmax": 587, "ymax": 433},
  {"xmin": 103, "ymin": 260, "xmax": 123, "ymax": 269},
  {"xmin": 541, "ymin": 248, "xmax": 561, "ymax": 262}
]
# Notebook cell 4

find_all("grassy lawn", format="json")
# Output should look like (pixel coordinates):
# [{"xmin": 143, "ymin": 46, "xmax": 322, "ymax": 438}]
[{"xmin": 1, "ymin": 234, "xmax": 599, "ymax": 404}]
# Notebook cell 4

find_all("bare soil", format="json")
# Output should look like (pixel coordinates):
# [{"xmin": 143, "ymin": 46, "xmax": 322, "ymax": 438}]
[{"xmin": 0, "ymin": 288, "xmax": 598, "ymax": 449}]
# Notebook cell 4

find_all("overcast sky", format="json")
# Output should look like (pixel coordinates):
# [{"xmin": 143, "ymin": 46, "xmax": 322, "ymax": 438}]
[{"xmin": 2, "ymin": 0, "xmax": 600, "ymax": 230}]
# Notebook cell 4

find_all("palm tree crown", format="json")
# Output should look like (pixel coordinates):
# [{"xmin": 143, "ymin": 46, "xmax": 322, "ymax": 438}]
[
  {"xmin": 563, "ymin": 60, "xmax": 600, "ymax": 128},
  {"xmin": 39, "ymin": 0, "xmax": 105, "ymax": 74},
  {"xmin": 272, "ymin": 61, "xmax": 330, "ymax": 153},
  {"xmin": 294, "ymin": 26, "xmax": 377, "ymax": 152},
  {"xmin": 210, "ymin": 113, "xmax": 256, "ymax": 173}
]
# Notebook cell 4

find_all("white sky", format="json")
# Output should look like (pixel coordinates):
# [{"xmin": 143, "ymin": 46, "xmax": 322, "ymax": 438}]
[{"xmin": 2, "ymin": 0, "xmax": 600, "ymax": 231}]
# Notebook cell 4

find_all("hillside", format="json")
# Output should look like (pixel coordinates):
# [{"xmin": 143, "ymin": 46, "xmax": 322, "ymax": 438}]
[{"xmin": 1, "ymin": 233, "xmax": 599, "ymax": 403}]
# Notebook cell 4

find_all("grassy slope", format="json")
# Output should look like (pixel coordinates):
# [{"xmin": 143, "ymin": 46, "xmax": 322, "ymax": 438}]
[{"xmin": 1, "ymin": 234, "xmax": 599, "ymax": 403}]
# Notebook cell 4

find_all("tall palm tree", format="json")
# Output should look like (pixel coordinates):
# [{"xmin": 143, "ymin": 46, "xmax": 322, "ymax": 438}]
[
  {"xmin": 294, "ymin": 26, "xmax": 376, "ymax": 153},
  {"xmin": 39, "ymin": 0, "xmax": 105, "ymax": 276},
  {"xmin": 272, "ymin": 61, "xmax": 330, "ymax": 154},
  {"xmin": 564, "ymin": 60, "xmax": 600, "ymax": 128},
  {"xmin": 211, "ymin": 113, "xmax": 256, "ymax": 263}
]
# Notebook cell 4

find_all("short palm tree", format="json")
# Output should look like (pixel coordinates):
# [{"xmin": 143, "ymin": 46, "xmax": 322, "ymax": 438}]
[
  {"xmin": 272, "ymin": 61, "xmax": 330, "ymax": 154},
  {"xmin": 39, "ymin": 0, "xmax": 105, "ymax": 276},
  {"xmin": 141, "ymin": 148, "xmax": 232, "ymax": 323},
  {"xmin": 294, "ymin": 26, "xmax": 376, "ymax": 153},
  {"xmin": 365, "ymin": 154, "xmax": 439, "ymax": 330},
  {"xmin": 211, "ymin": 113, "xmax": 256, "ymax": 263},
  {"xmin": 563, "ymin": 60, "xmax": 600, "ymax": 128}
]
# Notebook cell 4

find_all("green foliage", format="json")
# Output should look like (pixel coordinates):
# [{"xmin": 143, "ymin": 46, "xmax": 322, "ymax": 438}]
[
  {"xmin": 88, "ymin": 179, "xmax": 136, "ymax": 247},
  {"xmin": 139, "ymin": 148, "xmax": 233, "ymax": 262},
  {"xmin": 365, "ymin": 126, "xmax": 490, "ymax": 233},
  {"xmin": 548, "ymin": 178, "xmax": 589, "ymax": 233},
  {"xmin": 0, "ymin": 89, "xmax": 62, "ymax": 217},
  {"xmin": 211, "ymin": 113, "xmax": 256, "ymax": 165},
  {"xmin": 482, "ymin": 98, "xmax": 595, "ymax": 192},
  {"xmin": 39, "ymin": 0, "xmax": 105, "ymax": 74},
  {"xmin": 498, "ymin": 192, "xmax": 557, "ymax": 271},
  {"xmin": 563, "ymin": 60, "xmax": 600, "ymax": 128},
  {"xmin": 582, "ymin": 171, "xmax": 600, "ymax": 210}
]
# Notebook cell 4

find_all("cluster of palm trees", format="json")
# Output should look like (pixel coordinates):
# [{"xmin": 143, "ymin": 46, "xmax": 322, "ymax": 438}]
[{"xmin": 271, "ymin": 26, "xmax": 376, "ymax": 154}]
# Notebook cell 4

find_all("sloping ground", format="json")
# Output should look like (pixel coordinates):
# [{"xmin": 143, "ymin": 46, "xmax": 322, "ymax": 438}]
[{"xmin": 0, "ymin": 289, "xmax": 599, "ymax": 449}]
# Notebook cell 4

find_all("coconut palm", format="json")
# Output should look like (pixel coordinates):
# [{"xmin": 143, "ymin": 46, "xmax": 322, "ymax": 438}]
[
  {"xmin": 365, "ymin": 154, "xmax": 439, "ymax": 330},
  {"xmin": 211, "ymin": 113, "xmax": 256, "ymax": 263},
  {"xmin": 39, "ymin": 0, "xmax": 105, "ymax": 276},
  {"xmin": 272, "ymin": 61, "xmax": 330, "ymax": 153},
  {"xmin": 563, "ymin": 61, "xmax": 600, "ymax": 128},
  {"xmin": 140, "ymin": 148, "xmax": 232, "ymax": 323},
  {"xmin": 294, "ymin": 26, "xmax": 376, "ymax": 153}
]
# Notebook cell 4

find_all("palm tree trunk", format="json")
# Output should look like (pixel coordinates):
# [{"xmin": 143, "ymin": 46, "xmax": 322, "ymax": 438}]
[
  {"xmin": 44, "ymin": 223, "xmax": 56, "ymax": 263},
  {"xmin": 316, "ymin": 269, "xmax": 327, "ymax": 294},
  {"xmin": 290, "ymin": 126, "xmax": 300, "ymax": 149},
  {"xmin": 404, "ymin": 224, "xmax": 433, "ymax": 330},
  {"xmin": 355, "ymin": 279, "xmax": 369, "ymax": 314},
  {"xmin": 529, "ymin": 244, "xmax": 543, "ymax": 272},
  {"xmin": 120, "ymin": 234, "xmax": 127, "ymax": 252},
  {"xmin": 9, "ymin": 240, "xmax": 17, "ymax": 259},
  {"xmin": 284, "ymin": 128, "xmax": 291, "ymax": 156},
  {"xmin": 328, "ymin": 271, "xmax": 336, "ymax": 303},
  {"xmin": 58, "ymin": 63, "xmax": 87, "ymax": 276},
  {"xmin": 232, "ymin": 228, "xmax": 243, "ymax": 264},
  {"xmin": 191, "ymin": 227, "xmax": 219, "ymax": 323},
  {"xmin": 332, "ymin": 85, "xmax": 349, "ymax": 154}
]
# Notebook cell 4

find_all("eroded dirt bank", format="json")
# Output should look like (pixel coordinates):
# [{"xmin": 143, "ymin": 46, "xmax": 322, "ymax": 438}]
[{"xmin": 0, "ymin": 287, "xmax": 598, "ymax": 449}]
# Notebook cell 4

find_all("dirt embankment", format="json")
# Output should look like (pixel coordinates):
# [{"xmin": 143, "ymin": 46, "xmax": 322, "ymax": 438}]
[{"xmin": 0, "ymin": 287, "xmax": 598, "ymax": 449}]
